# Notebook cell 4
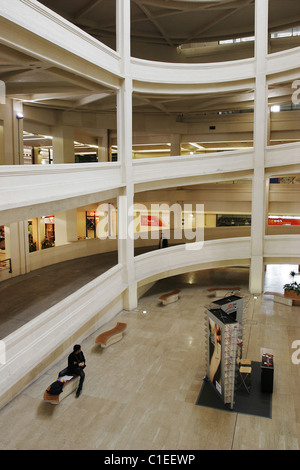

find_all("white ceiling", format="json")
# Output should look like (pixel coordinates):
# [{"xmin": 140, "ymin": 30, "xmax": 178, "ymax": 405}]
[{"xmin": 36, "ymin": 0, "xmax": 300, "ymax": 51}]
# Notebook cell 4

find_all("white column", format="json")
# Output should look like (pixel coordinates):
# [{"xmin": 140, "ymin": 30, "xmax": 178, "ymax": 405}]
[
  {"xmin": 54, "ymin": 209, "xmax": 78, "ymax": 246},
  {"xmin": 170, "ymin": 134, "xmax": 181, "ymax": 156},
  {"xmin": 52, "ymin": 113, "xmax": 74, "ymax": 163},
  {"xmin": 7, "ymin": 221, "xmax": 29, "ymax": 276},
  {"xmin": 249, "ymin": 0, "xmax": 269, "ymax": 294},
  {"xmin": 116, "ymin": 0, "xmax": 137, "ymax": 310},
  {"xmin": 97, "ymin": 131, "xmax": 109, "ymax": 162},
  {"xmin": 0, "ymin": 99, "xmax": 23, "ymax": 165}
]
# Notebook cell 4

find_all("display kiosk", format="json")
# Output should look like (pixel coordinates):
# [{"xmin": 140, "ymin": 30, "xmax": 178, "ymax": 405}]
[
  {"xmin": 211, "ymin": 294, "xmax": 245, "ymax": 356},
  {"xmin": 211, "ymin": 295, "xmax": 244, "ymax": 326},
  {"xmin": 205, "ymin": 306, "xmax": 242, "ymax": 409}
]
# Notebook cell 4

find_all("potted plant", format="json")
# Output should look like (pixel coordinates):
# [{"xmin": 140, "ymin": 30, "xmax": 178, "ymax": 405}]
[{"xmin": 283, "ymin": 271, "xmax": 300, "ymax": 299}]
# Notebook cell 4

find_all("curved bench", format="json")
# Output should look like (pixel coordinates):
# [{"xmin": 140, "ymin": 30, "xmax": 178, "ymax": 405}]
[
  {"xmin": 264, "ymin": 291, "xmax": 295, "ymax": 306},
  {"xmin": 159, "ymin": 288, "xmax": 181, "ymax": 305},
  {"xmin": 43, "ymin": 375, "xmax": 79, "ymax": 405},
  {"xmin": 95, "ymin": 322, "xmax": 127, "ymax": 348},
  {"xmin": 207, "ymin": 286, "xmax": 241, "ymax": 297}
]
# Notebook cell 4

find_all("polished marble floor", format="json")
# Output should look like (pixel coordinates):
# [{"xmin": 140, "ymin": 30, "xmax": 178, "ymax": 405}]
[{"xmin": 0, "ymin": 262, "xmax": 300, "ymax": 450}]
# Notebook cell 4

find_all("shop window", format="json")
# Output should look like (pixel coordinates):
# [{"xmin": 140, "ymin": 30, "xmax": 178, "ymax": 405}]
[
  {"xmin": 86, "ymin": 211, "xmax": 99, "ymax": 238},
  {"xmin": 216, "ymin": 214, "xmax": 251, "ymax": 227},
  {"xmin": 42, "ymin": 216, "xmax": 55, "ymax": 249},
  {"xmin": 28, "ymin": 221, "xmax": 37, "ymax": 252}
]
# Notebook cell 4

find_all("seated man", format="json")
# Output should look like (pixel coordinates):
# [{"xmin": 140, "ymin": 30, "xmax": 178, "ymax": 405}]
[{"xmin": 59, "ymin": 344, "xmax": 86, "ymax": 398}]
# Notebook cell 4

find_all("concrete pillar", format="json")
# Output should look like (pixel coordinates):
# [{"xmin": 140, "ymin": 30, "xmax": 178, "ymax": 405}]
[
  {"xmin": 170, "ymin": 134, "xmax": 181, "ymax": 156},
  {"xmin": 7, "ymin": 220, "xmax": 29, "ymax": 276},
  {"xmin": 97, "ymin": 131, "xmax": 109, "ymax": 162},
  {"xmin": 54, "ymin": 209, "xmax": 78, "ymax": 246},
  {"xmin": 249, "ymin": 0, "xmax": 269, "ymax": 294},
  {"xmin": 116, "ymin": 0, "xmax": 137, "ymax": 311},
  {"xmin": 52, "ymin": 114, "xmax": 74, "ymax": 163},
  {"xmin": 0, "ymin": 99, "xmax": 23, "ymax": 165}
]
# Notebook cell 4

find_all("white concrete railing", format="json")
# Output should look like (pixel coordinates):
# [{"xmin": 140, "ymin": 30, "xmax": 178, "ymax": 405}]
[
  {"xmin": 264, "ymin": 234, "xmax": 300, "ymax": 259},
  {"xmin": 266, "ymin": 46, "xmax": 300, "ymax": 77},
  {"xmin": 131, "ymin": 57, "xmax": 256, "ymax": 86},
  {"xmin": 134, "ymin": 237, "xmax": 252, "ymax": 284},
  {"xmin": 0, "ymin": 142, "xmax": 298, "ymax": 223},
  {"xmin": 26, "ymin": 229, "xmax": 300, "ymax": 277},
  {"xmin": 0, "ymin": 263, "xmax": 125, "ymax": 399},
  {"xmin": 0, "ymin": 162, "xmax": 122, "ymax": 224},
  {"xmin": 265, "ymin": 142, "xmax": 300, "ymax": 169},
  {"xmin": 0, "ymin": 141, "xmax": 298, "ymax": 226},
  {"xmin": 133, "ymin": 150, "xmax": 254, "ymax": 187}
]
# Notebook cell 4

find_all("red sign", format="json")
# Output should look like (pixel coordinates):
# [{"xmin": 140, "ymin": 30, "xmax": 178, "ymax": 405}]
[
  {"xmin": 141, "ymin": 215, "xmax": 164, "ymax": 227},
  {"xmin": 268, "ymin": 217, "xmax": 300, "ymax": 226}
]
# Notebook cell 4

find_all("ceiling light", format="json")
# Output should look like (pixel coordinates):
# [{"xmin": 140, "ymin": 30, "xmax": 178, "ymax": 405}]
[
  {"xmin": 189, "ymin": 142, "xmax": 205, "ymax": 150},
  {"xmin": 271, "ymin": 105, "xmax": 280, "ymax": 112}
]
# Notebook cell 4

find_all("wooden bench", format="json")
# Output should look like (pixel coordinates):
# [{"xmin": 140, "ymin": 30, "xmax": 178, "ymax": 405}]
[
  {"xmin": 159, "ymin": 289, "xmax": 181, "ymax": 305},
  {"xmin": 95, "ymin": 322, "xmax": 127, "ymax": 348},
  {"xmin": 207, "ymin": 286, "xmax": 241, "ymax": 297},
  {"xmin": 264, "ymin": 291, "xmax": 294, "ymax": 306},
  {"xmin": 43, "ymin": 375, "xmax": 79, "ymax": 405}
]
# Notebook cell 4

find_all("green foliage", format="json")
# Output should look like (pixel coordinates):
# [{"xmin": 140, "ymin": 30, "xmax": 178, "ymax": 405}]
[{"xmin": 284, "ymin": 271, "xmax": 300, "ymax": 295}]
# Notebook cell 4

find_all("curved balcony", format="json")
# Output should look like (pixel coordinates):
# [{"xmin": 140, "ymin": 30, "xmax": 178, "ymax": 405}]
[
  {"xmin": 266, "ymin": 46, "xmax": 300, "ymax": 77},
  {"xmin": 265, "ymin": 142, "xmax": 300, "ymax": 170},
  {"xmin": 135, "ymin": 237, "xmax": 251, "ymax": 285},
  {"xmin": 264, "ymin": 234, "xmax": 300, "ymax": 261},
  {"xmin": 131, "ymin": 56, "xmax": 256, "ymax": 88},
  {"xmin": 0, "ymin": 162, "xmax": 122, "ymax": 225},
  {"xmin": 133, "ymin": 150, "xmax": 254, "ymax": 190}
]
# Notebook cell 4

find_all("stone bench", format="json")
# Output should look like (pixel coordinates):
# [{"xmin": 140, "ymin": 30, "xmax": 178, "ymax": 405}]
[
  {"xmin": 159, "ymin": 289, "xmax": 181, "ymax": 305},
  {"xmin": 43, "ymin": 375, "xmax": 79, "ymax": 405},
  {"xmin": 207, "ymin": 286, "xmax": 241, "ymax": 297},
  {"xmin": 95, "ymin": 322, "xmax": 127, "ymax": 348},
  {"xmin": 264, "ymin": 291, "xmax": 294, "ymax": 306}
]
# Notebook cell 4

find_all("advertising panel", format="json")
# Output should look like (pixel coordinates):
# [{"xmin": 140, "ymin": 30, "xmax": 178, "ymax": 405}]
[
  {"xmin": 268, "ymin": 216, "xmax": 300, "ymax": 226},
  {"xmin": 208, "ymin": 316, "xmax": 222, "ymax": 396}
]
